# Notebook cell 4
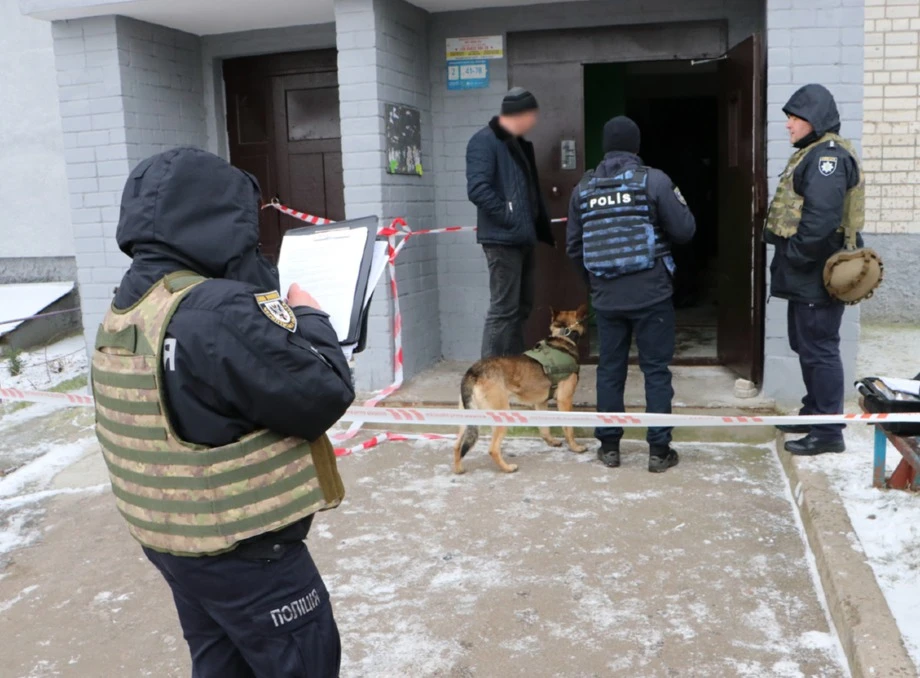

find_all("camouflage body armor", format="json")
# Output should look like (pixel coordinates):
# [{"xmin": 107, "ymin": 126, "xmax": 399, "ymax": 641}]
[
  {"xmin": 91, "ymin": 272, "xmax": 345, "ymax": 556},
  {"xmin": 765, "ymin": 133, "xmax": 882, "ymax": 304},
  {"xmin": 524, "ymin": 341, "xmax": 579, "ymax": 397}
]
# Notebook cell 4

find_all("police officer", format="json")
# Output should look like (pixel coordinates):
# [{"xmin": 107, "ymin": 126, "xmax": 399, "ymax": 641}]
[
  {"xmin": 764, "ymin": 84, "xmax": 864, "ymax": 455},
  {"xmin": 567, "ymin": 117, "xmax": 696, "ymax": 473},
  {"xmin": 92, "ymin": 148, "xmax": 355, "ymax": 676}
]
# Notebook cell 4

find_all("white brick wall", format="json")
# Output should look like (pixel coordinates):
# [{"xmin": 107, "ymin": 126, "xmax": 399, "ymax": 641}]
[
  {"xmin": 51, "ymin": 16, "xmax": 206, "ymax": 353},
  {"xmin": 863, "ymin": 0, "xmax": 920, "ymax": 235}
]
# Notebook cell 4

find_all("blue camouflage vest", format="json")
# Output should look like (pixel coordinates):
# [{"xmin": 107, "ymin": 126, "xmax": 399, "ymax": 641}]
[{"xmin": 577, "ymin": 167, "xmax": 672, "ymax": 280}]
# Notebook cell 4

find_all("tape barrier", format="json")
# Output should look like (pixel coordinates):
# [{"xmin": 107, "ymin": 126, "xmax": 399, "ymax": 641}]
[{"xmin": 4, "ymin": 387, "xmax": 920, "ymax": 428}]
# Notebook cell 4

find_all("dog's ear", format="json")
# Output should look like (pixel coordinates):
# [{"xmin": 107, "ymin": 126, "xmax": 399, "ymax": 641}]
[{"xmin": 576, "ymin": 303, "xmax": 589, "ymax": 320}]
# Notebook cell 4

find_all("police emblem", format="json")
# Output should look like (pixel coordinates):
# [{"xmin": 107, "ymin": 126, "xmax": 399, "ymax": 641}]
[
  {"xmin": 673, "ymin": 186, "xmax": 687, "ymax": 206},
  {"xmin": 255, "ymin": 291, "xmax": 297, "ymax": 332},
  {"xmin": 818, "ymin": 156, "xmax": 838, "ymax": 177}
]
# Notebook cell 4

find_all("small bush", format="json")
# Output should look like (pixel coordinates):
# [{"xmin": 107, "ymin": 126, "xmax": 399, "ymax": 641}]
[{"xmin": 6, "ymin": 348, "xmax": 24, "ymax": 377}]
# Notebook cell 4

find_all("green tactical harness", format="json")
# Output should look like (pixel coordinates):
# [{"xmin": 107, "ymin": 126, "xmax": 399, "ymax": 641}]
[{"xmin": 524, "ymin": 341, "xmax": 580, "ymax": 396}]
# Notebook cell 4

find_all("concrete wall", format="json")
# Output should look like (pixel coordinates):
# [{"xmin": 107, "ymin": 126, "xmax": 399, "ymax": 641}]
[
  {"xmin": 860, "ymin": 0, "xmax": 920, "ymax": 324},
  {"xmin": 51, "ymin": 15, "xmax": 206, "ymax": 352},
  {"xmin": 762, "ymin": 0, "xmax": 865, "ymax": 403},
  {"xmin": 334, "ymin": 0, "xmax": 438, "ymax": 389},
  {"xmin": 0, "ymin": 0, "xmax": 75, "ymax": 281},
  {"xmin": 429, "ymin": 0, "xmax": 764, "ymax": 364}
]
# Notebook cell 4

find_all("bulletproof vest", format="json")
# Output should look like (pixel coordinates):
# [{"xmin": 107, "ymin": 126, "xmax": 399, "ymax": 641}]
[
  {"xmin": 91, "ymin": 271, "xmax": 345, "ymax": 556},
  {"xmin": 576, "ymin": 167, "xmax": 671, "ymax": 280},
  {"xmin": 764, "ymin": 133, "xmax": 865, "ymax": 239},
  {"xmin": 524, "ymin": 341, "xmax": 579, "ymax": 387}
]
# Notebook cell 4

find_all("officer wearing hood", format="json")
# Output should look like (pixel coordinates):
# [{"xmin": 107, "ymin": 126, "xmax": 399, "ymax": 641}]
[
  {"xmin": 764, "ymin": 84, "xmax": 864, "ymax": 456},
  {"xmin": 567, "ymin": 117, "xmax": 696, "ymax": 473},
  {"xmin": 92, "ymin": 147, "xmax": 354, "ymax": 676}
]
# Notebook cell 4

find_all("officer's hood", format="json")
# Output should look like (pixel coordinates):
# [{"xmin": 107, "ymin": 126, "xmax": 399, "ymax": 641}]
[
  {"xmin": 117, "ymin": 147, "xmax": 266, "ymax": 279},
  {"xmin": 782, "ymin": 84, "xmax": 841, "ymax": 139}
]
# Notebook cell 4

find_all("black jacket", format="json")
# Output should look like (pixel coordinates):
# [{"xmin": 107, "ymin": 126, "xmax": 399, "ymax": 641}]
[
  {"xmin": 566, "ymin": 152, "xmax": 696, "ymax": 312},
  {"xmin": 466, "ymin": 117, "xmax": 553, "ymax": 247},
  {"xmin": 764, "ymin": 85, "xmax": 862, "ymax": 304},
  {"xmin": 112, "ymin": 147, "xmax": 355, "ymax": 551}
]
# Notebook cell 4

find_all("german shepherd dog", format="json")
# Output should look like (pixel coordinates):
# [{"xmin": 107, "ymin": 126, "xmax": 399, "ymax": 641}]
[{"xmin": 453, "ymin": 306, "xmax": 589, "ymax": 474}]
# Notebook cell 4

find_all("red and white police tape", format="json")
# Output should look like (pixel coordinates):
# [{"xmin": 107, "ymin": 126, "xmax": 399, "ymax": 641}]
[{"xmin": 3, "ymin": 387, "xmax": 920, "ymax": 429}]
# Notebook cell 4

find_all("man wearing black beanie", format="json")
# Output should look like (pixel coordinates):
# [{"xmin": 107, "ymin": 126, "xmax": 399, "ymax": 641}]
[
  {"xmin": 466, "ymin": 87, "xmax": 554, "ymax": 358},
  {"xmin": 567, "ymin": 116, "xmax": 696, "ymax": 473}
]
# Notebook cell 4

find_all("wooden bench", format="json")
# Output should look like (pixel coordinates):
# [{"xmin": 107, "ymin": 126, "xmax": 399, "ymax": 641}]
[{"xmin": 861, "ymin": 397, "xmax": 920, "ymax": 490}]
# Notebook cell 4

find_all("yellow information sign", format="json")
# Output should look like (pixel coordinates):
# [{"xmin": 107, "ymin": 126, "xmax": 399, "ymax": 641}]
[{"xmin": 446, "ymin": 35, "xmax": 504, "ymax": 61}]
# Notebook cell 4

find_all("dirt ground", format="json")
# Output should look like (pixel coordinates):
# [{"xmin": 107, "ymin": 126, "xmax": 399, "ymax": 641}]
[{"xmin": 0, "ymin": 407, "xmax": 848, "ymax": 677}]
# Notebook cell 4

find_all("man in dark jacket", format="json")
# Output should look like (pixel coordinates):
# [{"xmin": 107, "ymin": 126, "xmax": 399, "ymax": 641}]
[
  {"xmin": 567, "ymin": 117, "xmax": 696, "ymax": 473},
  {"xmin": 764, "ymin": 84, "xmax": 863, "ymax": 456},
  {"xmin": 105, "ymin": 147, "xmax": 354, "ymax": 676},
  {"xmin": 466, "ymin": 87, "xmax": 554, "ymax": 358}
]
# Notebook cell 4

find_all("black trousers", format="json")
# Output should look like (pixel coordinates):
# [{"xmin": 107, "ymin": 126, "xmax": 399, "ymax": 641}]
[
  {"xmin": 788, "ymin": 300, "xmax": 845, "ymax": 441},
  {"xmin": 481, "ymin": 244, "xmax": 535, "ymax": 358},
  {"xmin": 595, "ymin": 298, "xmax": 676, "ymax": 447},
  {"xmin": 145, "ymin": 539, "xmax": 340, "ymax": 678}
]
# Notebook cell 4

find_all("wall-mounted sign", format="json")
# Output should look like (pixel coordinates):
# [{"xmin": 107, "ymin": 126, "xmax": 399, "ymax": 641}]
[
  {"xmin": 446, "ymin": 35, "xmax": 503, "ymax": 61},
  {"xmin": 447, "ymin": 60, "xmax": 490, "ymax": 90},
  {"xmin": 385, "ymin": 104, "xmax": 423, "ymax": 176}
]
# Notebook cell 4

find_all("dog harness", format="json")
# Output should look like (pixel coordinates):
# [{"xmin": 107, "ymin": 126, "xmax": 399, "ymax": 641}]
[{"xmin": 524, "ymin": 341, "xmax": 580, "ymax": 396}]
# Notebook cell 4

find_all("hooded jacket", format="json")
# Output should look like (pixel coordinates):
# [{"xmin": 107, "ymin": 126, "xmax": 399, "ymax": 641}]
[
  {"xmin": 566, "ymin": 152, "xmax": 696, "ymax": 311},
  {"xmin": 466, "ymin": 117, "xmax": 554, "ymax": 247},
  {"xmin": 111, "ymin": 147, "xmax": 355, "ymax": 554},
  {"xmin": 764, "ymin": 84, "xmax": 862, "ymax": 304}
]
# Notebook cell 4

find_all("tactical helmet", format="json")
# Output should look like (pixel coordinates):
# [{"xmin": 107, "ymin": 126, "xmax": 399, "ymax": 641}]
[{"xmin": 823, "ymin": 247, "xmax": 883, "ymax": 305}]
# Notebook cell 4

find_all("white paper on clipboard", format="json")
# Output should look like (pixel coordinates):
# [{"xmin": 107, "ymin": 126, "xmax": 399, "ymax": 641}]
[
  {"xmin": 879, "ymin": 376, "xmax": 920, "ymax": 397},
  {"xmin": 364, "ymin": 242, "xmax": 389, "ymax": 307}
]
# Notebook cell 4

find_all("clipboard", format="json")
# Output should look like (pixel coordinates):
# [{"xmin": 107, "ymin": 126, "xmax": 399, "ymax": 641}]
[{"xmin": 277, "ymin": 216, "xmax": 380, "ymax": 352}]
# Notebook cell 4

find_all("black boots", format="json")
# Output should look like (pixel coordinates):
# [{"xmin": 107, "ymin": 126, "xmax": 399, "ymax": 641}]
[
  {"xmin": 597, "ymin": 441, "xmax": 620, "ymax": 468},
  {"xmin": 784, "ymin": 435, "xmax": 845, "ymax": 456},
  {"xmin": 776, "ymin": 423, "xmax": 811, "ymax": 434},
  {"xmin": 649, "ymin": 446, "xmax": 679, "ymax": 473}
]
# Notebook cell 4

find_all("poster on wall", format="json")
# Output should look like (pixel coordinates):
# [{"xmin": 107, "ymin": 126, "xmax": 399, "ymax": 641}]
[
  {"xmin": 385, "ymin": 104, "xmax": 423, "ymax": 176},
  {"xmin": 447, "ymin": 60, "xmax": 490, "ymax": 90},
  {"xmin": 446, "ymin": 35, "xmax": 503, "ymax": 61}
]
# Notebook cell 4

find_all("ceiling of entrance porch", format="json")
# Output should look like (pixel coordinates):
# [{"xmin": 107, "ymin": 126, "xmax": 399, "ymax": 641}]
[{"xmin": 21, "ymin": 0, "xmax": 575, "ymax": 36}]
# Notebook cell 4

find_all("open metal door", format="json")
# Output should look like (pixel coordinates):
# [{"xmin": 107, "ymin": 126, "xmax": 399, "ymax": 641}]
[{"xmin": 716, "ymin": 35, "xmax": 767, "ymax": 383}]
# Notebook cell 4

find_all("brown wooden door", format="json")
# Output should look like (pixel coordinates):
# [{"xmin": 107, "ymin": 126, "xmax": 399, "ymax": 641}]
[
  {"xmin": 716, "ymin": 35, "xmax": 767, "ymax": 383},
  {"xmin": 224, "ymin": 50, "xmax": 344, "ymax": 262},
  {"xmin": 508, "ymin": 60, "xmax": 590, "ymax": 354}
]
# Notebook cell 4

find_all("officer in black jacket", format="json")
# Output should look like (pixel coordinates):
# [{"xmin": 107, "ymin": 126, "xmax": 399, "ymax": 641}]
[
  {"xmin": 466, "ymin": 87, "xmax": 554, "ymax": 358},
  {"xmin": 567, "ymin": 117, "xmax": 696, "ymax": 473},
  {"xmin": 114, "ymin": 148, "xmax": 354, "ymax": 677},
  {"xmin": 764, "ymin": 84, "xmax": 862, "ymax": 455}
]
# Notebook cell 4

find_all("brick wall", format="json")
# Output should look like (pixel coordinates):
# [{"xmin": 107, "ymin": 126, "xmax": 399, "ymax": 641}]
[
  {"xmin": 429, "ymin": 0, "xmax": 764, "ymax": 363},
  {"xmin": 51, "ymin": 16, "xmax": 206, "ymax": 354},
  {"xmin": 762, "ymin": 0, "xmax": 865, "ymax": 403}
]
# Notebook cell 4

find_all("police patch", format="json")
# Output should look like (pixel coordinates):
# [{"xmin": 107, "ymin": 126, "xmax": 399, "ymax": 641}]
[
  {"xmin": 673, "ymin": 186, "xmax": 687, "ymax": 206},
  {"xmin": 255, "ymin": 291, "xmax": 297, "ymax": 332},
  {"xmin": 818, "ymin": 156, "xmax": 838, "ymax": 177}
]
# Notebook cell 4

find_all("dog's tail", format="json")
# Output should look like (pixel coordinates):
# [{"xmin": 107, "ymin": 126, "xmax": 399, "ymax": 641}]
[{"xmin": 456, "ymin": 375, "xmax": 479, "ymax": 458}]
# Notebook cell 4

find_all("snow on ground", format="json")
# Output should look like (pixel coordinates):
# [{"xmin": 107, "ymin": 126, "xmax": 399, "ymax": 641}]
[
  {"xmin": 0, "ymin": 333, "xmax": 88, "ymax": 394},
  {"xmin": 802, "ymin": 323, "xmax": 920, "ymax": 668}
]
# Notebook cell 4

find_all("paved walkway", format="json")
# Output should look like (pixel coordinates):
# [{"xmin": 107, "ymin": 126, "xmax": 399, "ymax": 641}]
[{"xmin": 0, "ymin": 407, "xmax": 847, "ymax": 677}]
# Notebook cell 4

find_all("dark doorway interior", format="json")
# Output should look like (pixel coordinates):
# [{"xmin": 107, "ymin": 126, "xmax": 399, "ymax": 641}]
[
  {"xmin": 582, "ymin": 61, "xmax": 721, "ymax": 363},
  {"xmin": 223, "ymin": 50, "xmax": 345, "ymax": 262}
]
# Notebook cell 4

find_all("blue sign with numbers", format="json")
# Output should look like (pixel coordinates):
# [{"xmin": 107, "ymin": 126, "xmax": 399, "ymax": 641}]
[{"xmin": 447, "ymin": 59, "xmax": 490, "ymax": 90}]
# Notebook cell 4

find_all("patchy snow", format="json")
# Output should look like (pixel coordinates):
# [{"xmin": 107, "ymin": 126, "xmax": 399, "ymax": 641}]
[
  {"xmin": 0, "ymin": 333, "xmax": 87, "ymax": 395},
  {"xmin": 799, "ymin": 323, "xmax": 920, "ymax": 670},
  {"xmin": 0, "ymin": 438, "xmax": 96, "ymax": 500},
  {"xmin": 0, "ymin": 282, "xmax": 74, "ymax": 336}
]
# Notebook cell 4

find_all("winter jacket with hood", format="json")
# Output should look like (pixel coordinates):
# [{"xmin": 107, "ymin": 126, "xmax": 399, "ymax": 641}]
[
  {"xmin": 566, "ymin": 151, "xmax": 696, "ymax": 312},
  {"xmin": 466, "ymin": 117, "xmax": 554, "ymax": 247},
  {"xmin": 111, "ymin": 147, "xmax": 355, "ymax": 553},
  {"xmin": 764, "ymin": 84, "xmax": 862, "ymax": 304}
]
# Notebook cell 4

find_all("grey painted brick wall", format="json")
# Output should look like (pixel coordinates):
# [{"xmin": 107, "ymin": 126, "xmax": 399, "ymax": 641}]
[
  {"xmin": 334, "ymin": 0, "xmax": 438, "ymax": 390},
  {"xmin": 859, "ymin": 234, "xmax": 916, "ymax": 325},
  {"xmin": 762, "ymin": 0, "xmax": 864, "ymax": 404},
  {"xmin": 429, "ymin": 0, "xmax": 765, "ymax": 365},
  {"xmin": 51, "ymin": 15, "xmax": 207, "ymax": 355}
]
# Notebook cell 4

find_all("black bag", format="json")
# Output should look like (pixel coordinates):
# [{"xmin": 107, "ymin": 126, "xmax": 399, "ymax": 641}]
[{"xmin": 856, "ymin": 376, "xmax": 920, "ymax": 437}]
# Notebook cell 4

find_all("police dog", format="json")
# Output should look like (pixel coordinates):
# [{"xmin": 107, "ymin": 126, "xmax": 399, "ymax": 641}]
[{"xmin": 453, "ymin": 306, "xmax": 589, "ymax": 474}]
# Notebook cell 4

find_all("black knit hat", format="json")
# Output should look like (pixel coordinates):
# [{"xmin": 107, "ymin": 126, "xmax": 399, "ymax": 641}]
[
  {"xmin": 501, "ymin": 87, "xmax": 539, "ymax": 115},
  {"xmin": 603, "ymin": 116, "xmax": 641, "ymax": 154}
]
